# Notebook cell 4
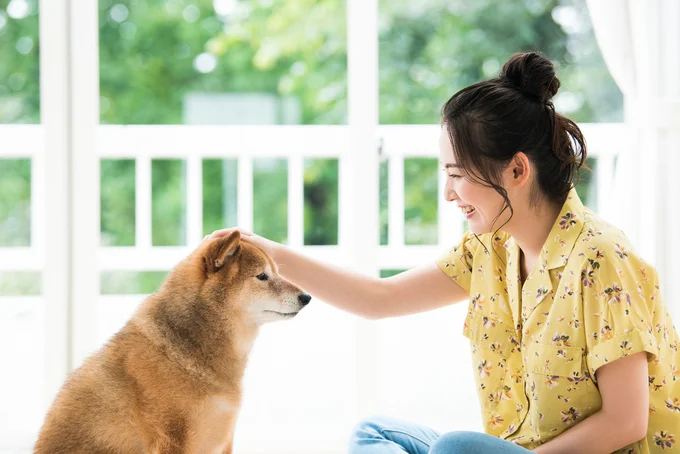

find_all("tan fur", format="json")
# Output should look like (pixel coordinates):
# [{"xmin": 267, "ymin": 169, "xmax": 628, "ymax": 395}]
[{"xmin": 34, "ymin": 232, "xmax": 310, "ymax": 454}]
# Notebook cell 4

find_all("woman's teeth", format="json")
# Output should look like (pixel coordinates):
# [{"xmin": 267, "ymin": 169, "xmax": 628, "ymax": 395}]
[{"xmin": 462, "ymin": 206, "xmax": 476, "ymax": 218}]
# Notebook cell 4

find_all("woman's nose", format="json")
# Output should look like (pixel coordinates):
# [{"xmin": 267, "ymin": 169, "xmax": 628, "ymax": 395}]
[{"xmin": 444, "ymin": 184, "xmax": 457, "ymax": 202}]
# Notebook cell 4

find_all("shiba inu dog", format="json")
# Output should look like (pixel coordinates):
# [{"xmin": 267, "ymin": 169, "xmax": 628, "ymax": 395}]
[{"xmin": 35, "ymin": 231, "xmax": 311, "ymax": 453}]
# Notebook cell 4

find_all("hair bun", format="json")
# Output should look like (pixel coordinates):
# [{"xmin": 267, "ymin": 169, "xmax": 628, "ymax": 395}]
[{"xmin": 500, "ymin": 51, "xmax": 560, "ymax": 103}]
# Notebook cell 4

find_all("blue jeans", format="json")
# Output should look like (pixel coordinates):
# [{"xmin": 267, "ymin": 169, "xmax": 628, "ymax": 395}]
[{"xmin": 349, "ymin": 416, "xmax": 532, "ymax": 454}]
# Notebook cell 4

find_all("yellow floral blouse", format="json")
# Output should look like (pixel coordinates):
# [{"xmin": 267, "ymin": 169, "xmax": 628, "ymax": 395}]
[{"xmin": 437, "ymin": 188, "xmax": 680, "ymax": 453}]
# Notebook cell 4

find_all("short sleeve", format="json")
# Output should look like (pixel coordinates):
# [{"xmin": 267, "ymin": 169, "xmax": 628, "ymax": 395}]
[
  {"xmin": 436, "ymin": 231, "xmax": 479, "ymax": 293},
  {"xmin": 582, "ymin": 242, "xmax": 659, "ymax": 382}
]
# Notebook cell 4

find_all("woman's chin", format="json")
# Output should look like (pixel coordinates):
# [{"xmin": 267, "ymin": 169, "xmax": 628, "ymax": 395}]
[{"xmin": 467, "ymin": 220, "xmax": 492, "ymax": 235}]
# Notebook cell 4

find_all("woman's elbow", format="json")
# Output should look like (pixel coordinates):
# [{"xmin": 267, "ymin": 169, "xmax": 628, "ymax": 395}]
[
  {"xmin": 619, "ymin": 413, "xmax": 649, "ymax": 446},
  {"xmin": 359, "ymin": 284, "xmax": 392, "ymax": 320},
  {"xmin": 358, "ymin": 307, "xmax": 386, "ymax": 320},
  {"xmin": 630, "ymin": 417, "xmax": 649, "ymax": 444}
]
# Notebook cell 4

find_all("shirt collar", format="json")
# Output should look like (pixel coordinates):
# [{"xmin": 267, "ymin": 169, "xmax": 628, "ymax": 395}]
[
  {"xmin": 541, "ymin": 187, "xmax": 586, "ymax": 270},
  {"xmin": 504, "ymin": 187, "xmax": 586, "ymax": 330}
]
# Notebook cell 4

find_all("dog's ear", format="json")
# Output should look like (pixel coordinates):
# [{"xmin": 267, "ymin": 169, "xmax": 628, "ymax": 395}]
[{"xmin": 205, "ymin": 230, "xmax": 241, "ymax": 274}]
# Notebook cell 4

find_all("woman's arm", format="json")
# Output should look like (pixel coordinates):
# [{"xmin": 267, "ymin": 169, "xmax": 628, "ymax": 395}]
[
  {"xmin": 532, "ymin": 351, "xmax": 649, "ymax": 454},
  {"xmin": 209, "ymin": 228, "xmax": 468, "ymax": 319}
]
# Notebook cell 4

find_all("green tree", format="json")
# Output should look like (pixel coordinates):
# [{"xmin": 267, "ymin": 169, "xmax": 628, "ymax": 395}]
[
  {"xmin": 0, "ymin": 0, "xmax": 39, "ymax": 123},
  {"xmin": 98, "ymin": 0, "xmax": 347, "ymax": 125},
  {"xmin": 379, "ymin": 0, "xmax": 622, "ymax": 124}
]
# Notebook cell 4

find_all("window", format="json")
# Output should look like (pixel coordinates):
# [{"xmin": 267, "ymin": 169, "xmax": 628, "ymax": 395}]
[
  {"xmin": 99, "ymin": 0, "xmax": 347, "ymax": 125},
  {"xmin": 0, "ymin": 0, "xmax": 624, "ymax": 450},
  {"xmin": 0, "ymin": 0, "xmax": 46, "ymax": 445},
  {"xmin": 374, "ymin": 0, "xmax": 622, "ymax": 429}
]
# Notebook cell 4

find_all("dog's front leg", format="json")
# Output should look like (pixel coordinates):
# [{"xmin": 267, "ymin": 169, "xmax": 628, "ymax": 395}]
[
  {"xmin": 220, "ymin": 412, "xmax": 240, "ymax": 454},
  {"xmin": 146, "ymin": 429, "xmax": 187, "ymax": 454},
  {"xmin": 218, "ymin": 430, "xmax": 234, "ymax": 454},
  {"xmin": 220, "ymin": 426, "xmax": 236, "ymax": 454},
  {"xmin": 148, "ymin": 441, "xmax": 186, "ymax": 454}
]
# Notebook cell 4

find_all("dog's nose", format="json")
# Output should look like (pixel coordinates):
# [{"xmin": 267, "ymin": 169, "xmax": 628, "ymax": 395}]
[{"xmin": 298, "ymin": 293, "xmax": 312, "ymax": 306}]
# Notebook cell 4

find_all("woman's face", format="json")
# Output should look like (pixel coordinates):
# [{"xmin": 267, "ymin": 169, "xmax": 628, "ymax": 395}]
[{"xmin": 438, "ymin": 127, "xmax": 509, "ymax": 234}]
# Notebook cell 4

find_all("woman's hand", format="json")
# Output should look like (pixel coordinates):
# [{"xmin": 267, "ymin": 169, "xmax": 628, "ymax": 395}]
[{"xmin": 206, "ymin": 228, "xmax": 281, "ymax": 261}]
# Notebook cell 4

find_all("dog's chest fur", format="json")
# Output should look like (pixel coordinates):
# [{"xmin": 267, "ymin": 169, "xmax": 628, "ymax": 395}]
[{"xmin": 187, "ymin": 395, "xmax": 240, "ymax": 453}]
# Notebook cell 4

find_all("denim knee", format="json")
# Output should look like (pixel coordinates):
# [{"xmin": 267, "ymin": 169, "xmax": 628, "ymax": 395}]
[
  {"xmin": 429, "ymin": 431, "xmax": 485, "ymax": 454},
  {"xmin": 348, "ymin": 416, "xmax": 389, "ymax": 451}
]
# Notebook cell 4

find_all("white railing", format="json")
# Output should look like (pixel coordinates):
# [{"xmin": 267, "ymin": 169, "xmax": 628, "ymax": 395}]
[
  {"xmin": 0, "ymin": 126, "xmax": 46, "ymax": 272},
  {"xmin": 90, "ymin": 122, "xmax": 626, "ymax": 272}
]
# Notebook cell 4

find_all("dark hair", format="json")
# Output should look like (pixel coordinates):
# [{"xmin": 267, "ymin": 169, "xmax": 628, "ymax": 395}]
[{"xmin": 440, "ymin": 51, "xmax": 587, "ymax": 231}]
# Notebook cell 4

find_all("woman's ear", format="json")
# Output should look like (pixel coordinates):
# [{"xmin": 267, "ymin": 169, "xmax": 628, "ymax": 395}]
[{"xmin": 505, "ymin": 152, "xmax": 531, "ymax": 188}]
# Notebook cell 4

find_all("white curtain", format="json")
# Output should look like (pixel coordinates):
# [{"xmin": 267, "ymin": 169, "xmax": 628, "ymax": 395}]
[{"xmin": 586, "ymin": 0, "xmax": 680, "ymax": 318}]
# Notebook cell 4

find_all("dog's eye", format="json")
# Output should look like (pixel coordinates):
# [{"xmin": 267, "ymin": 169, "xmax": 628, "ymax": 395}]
[{"xmin": 256, "ymin": 273, "xmax": 268, "ymax": 281}]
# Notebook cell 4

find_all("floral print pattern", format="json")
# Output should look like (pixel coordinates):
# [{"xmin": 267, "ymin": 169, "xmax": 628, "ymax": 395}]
[{"xmin": 437, "ymin": 188, "xmax": 680, "ymax": 453}]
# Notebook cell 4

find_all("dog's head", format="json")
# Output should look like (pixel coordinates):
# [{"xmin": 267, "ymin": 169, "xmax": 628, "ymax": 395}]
[{"xmin": 196, "ymin": 231, "xmax": 311, "ymax": 325}]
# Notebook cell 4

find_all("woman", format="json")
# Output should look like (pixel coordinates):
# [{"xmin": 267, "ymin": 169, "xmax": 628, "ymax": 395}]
[{"xmin": 210, "ymin": 52, "xmax": 679, "ymax": 453}]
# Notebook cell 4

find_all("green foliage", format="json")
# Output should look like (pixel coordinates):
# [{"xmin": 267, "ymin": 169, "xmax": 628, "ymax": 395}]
[
  {"xmin": 101, "ymin": 159, "xmax": 136, "ymax": 246},
  {"xmin": 404, "ymin": 158, "xmax": 438, "ymax": 244},
  {"xmin": 152, "ymin": 159, "xmax": 187, "ymax": 246},
  {"xmin": 202, "ymin": 158, "xmax": 238, "ymax": 236},
  {"xmin": 575, "ymin": 156, "xmax": 597, "ymax": 210},
  {"xmin": 380, "ymin": 269, "xmax": 407, "ymax": 278},
  {"xmin": 379, "ymin": 160, "xmax": 389, "ymax": 245},
  {"xmin": 0, "ymin": 271, "xmax": 40, "ymax": 295},
  {"xmin": 101, "ymin": 271, "xmax": 168, "ymax": 294},
  {"xmin": 0, "ymin": 158, "xmax": 30, "ymax": 246},
  {"xmin": 304, "ymin": 159, "xmax": 338, "ymax": 245},
  {"xmin": 98, "ymin": 0, "xmax": 347, "ymax": 125},
  {"xmin": 253, "ymin": 158, "xmax": 288, "ymax": 244},
  {"xmin": 379, "ymin": 0, "xmax": 622, "ymax": 123},
  {"xmin": 0, "ymin": 0, "xmax": 39, "ymax": 123}
]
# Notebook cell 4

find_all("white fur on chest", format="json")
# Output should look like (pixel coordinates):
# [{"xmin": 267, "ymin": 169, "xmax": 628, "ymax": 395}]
[{"xmin": 188, "ymin": 396, "xmax": 239, "ymax": 454}]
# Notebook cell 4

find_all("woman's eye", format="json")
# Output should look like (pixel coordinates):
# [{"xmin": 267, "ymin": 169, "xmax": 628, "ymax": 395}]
[
  {"xmin": 448, "ymin": 173, "xmax": 460, "ymax": 179},
  {"xmin": 256, "ymin": 273, "xmax": 268, "ymax": 281}
]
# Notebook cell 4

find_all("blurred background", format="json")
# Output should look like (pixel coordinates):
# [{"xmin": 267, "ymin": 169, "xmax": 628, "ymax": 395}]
[{"xmin": 0, "ymin": 0, "xmax": 677, "ymax": 452}]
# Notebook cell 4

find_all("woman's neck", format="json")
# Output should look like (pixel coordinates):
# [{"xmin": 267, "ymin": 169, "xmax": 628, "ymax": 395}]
[{"xmin": 505, "ymin": 199, "xmax": 563, "ymax": 276}]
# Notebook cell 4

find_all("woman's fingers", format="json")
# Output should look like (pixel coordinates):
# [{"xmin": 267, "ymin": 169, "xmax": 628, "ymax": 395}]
[
  {"xmin": 209, "ymin": 229, "xmax": 231, "ymax": 239},
  {"xmin": 209, "ymin": 227, "xmax": 253, "ymax": 239}
]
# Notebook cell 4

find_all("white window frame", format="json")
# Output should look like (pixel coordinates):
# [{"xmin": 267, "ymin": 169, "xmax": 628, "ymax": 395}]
[{"xmin": 0, "ymin": 0, "xmax": 629, "ymax": 451}]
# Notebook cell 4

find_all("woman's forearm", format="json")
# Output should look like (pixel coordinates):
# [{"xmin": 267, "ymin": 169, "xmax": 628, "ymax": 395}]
[
  {"xmin": 272, "ymin": 244, "xmax": 387, "ymax": 319},
  {"xmin": 209, "ymin": 228, "xmax": 465, "ymax": 319}
]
